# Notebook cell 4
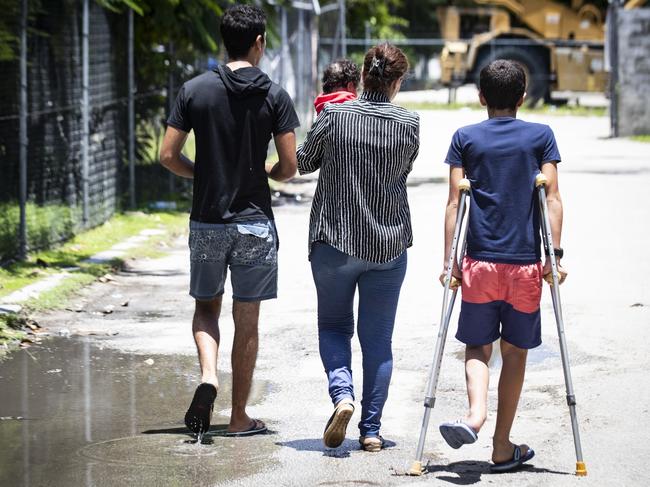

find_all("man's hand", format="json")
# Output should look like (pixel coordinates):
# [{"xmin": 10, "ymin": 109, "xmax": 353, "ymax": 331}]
[
  {"xmin": 269, "ymin": 131, "xmax": 297, "ymax": 182},
  {"xmin": 543, "ymin": 259, "xmax": 567, "ymax": 285},
  {"xmin": 160, "ymin": 126, "xmax": 194, "ymax": 178}
]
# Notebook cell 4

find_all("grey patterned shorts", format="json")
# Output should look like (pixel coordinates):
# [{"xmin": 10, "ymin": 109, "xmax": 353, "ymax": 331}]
[{"xmin": 188, "ymin": 220, "xmax": 278, "ymax": 301}]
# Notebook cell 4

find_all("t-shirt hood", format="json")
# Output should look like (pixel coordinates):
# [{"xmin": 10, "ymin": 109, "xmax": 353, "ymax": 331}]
[{"xmin": 215, "ymin": 64, "xmax": 272, "ymax": 98}]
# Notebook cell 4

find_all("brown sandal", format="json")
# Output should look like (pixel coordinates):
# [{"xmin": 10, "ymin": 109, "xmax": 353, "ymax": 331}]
[
  {"xmin": 323, "ymin": 400, "xmax": 354, "ymax": 448},
  {"xmin": 359, "ymin": 435, "xmax": 385, "ymax": 452}
]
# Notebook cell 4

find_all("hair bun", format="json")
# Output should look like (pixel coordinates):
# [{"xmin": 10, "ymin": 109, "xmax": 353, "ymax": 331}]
[
  {"xmin": 369, "ymin": 56, "xmax": 386, "ymax": 77},
  {"xmin": 362, "ymin": 43, "xmax": 409, "ymax": 95}
]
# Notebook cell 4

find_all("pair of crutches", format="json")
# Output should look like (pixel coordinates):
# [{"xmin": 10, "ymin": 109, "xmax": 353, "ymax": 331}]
[{"xmin": 408, "ymin": 175, "xmax": 587, "ymax": 476}]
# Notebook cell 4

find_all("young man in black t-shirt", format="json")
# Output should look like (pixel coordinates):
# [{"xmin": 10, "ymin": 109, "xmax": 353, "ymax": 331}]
[{"xmin": 160, "ymin": 4, "xmax": 300, "ymax": 437}]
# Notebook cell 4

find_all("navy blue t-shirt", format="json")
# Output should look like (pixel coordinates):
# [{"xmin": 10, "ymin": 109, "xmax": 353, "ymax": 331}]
[{"xmin": 445, "ymin": 117, "xmax": 561, "ymax": 264}]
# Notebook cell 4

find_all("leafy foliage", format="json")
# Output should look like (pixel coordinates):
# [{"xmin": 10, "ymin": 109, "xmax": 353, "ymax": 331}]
[
  {"xmin": 99, "ymin": 0, "xmax": 224, "ymax": 51},
  {"xmin": 345, "ymin": 0, "xmax": 408, "ymax": 39},
  {"xmin": 0, "ymin": 0, "xmax": 45, "ymax": 61},
  {"xmin": 0, "ymin": 203, "xmax": 80, "ymax": 263}
]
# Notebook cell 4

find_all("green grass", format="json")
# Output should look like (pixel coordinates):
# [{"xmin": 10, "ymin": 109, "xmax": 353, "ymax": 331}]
[
  {"xmin": 0, "ymin": 314, "xmax": 25, "ymax": 344},
  {"xmin": 0, "ymin": 211, "xmax": 187, "ymax": 303},
  {"xmin": 24, "ymin": 273, "xmax": 98, "ymax": 311},
  {"xmin": 630, "ymin": 135, "xmax": 650, "ymax": 143},
  {"xmin": 399, "ymin": 101, "xmax": 607, "ymax": 117},
  {"xmin": 520, "ymin": 105, "xmax": 607, "ymax": 117},
  {"xmin": 0, "ymin": 202, "xmax": 81, "ymax": 262},
  {"xmin": 1, "ymin": 210, "xmax": 188, "ymax": 352}
]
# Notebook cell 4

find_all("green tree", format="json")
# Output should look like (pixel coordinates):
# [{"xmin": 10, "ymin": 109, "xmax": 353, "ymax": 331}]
[{"xmin": 344, "ymin": 0, "xmax": 408, "ymax": 39}]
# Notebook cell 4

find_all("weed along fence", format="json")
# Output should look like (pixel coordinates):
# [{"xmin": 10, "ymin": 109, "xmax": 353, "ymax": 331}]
[{"xmin": 0, "ymin": 0, "xmax": 188, "ymax": 264}]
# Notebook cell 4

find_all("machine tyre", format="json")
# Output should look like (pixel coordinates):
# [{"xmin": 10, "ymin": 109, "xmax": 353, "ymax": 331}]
[{"xmin": 472, "ymin": 45, "xmax": 549, "ymax": 107}]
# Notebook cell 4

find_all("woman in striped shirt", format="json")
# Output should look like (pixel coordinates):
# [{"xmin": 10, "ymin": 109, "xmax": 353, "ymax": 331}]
[{"xmin": 297, "ymin": 43, "xmax": 420, "ymax": 452}]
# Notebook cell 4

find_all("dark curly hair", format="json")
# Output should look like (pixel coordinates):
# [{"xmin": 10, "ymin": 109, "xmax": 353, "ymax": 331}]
[
  {"xmin": 322, "ymin": 59, "xmax": 361, "ymax": 94},
  {"xmin": 220, "ymin": 4, "xmax": 266, "ymax": 60},
  {"xmin": 479, "ymin": 60, "xmax": 526, "ymax": 110}
]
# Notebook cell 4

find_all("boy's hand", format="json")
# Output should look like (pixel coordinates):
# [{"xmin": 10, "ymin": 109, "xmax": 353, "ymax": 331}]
[
  {"xmin": 439, "ymin": 263, "xmax": 462, "ymax": 290},
  {"xmin": 543, "ymin": 259, "xmax": 567, "ymax": 285}
]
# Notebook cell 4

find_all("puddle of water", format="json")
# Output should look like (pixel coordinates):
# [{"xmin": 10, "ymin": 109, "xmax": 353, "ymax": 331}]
[
  {"xmin": 0, "ymin": 338, "xmax": 276, "ymax": 487},
  {"xmin": 134, "ymin": 311, "xmax": 174, "ymax": 322}
]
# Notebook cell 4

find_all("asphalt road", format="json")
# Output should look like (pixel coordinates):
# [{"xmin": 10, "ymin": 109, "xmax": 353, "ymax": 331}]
[{"xmin": 7, "ymin": 109, "xmax": 650, "ymax": 486}]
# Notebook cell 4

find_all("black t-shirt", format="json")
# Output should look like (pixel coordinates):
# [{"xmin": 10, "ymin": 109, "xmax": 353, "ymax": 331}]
[{"xmin": 167, "ymin": 65, "xmax": 300, "ymax": 223}]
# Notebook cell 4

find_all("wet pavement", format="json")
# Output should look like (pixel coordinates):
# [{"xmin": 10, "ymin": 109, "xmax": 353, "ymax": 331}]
[{"xmin": 0, "ymin": 339, "xmax": 275, "ymax": 487}]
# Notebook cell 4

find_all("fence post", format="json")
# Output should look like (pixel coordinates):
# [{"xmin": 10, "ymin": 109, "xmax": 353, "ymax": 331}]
[
  {"xmin": 81, "ymin": 0, "xmax": 90, "ymax": 225},
  {"xmin": 364, "ymin": 20, "xmax": 371, "ymax": 53},
  {"xmin": 607, "ymin": 0, "xmax": 620, "ymax": 138},
  {"xmin": 339, "ymin": 0, "xmax": 346, "ymax": 57},
  {"xmin": 310, "ymin": 8, "xmax": 319, "ymax": 126},
  {"xmin": 18, "ymin": 0, "xmax": 28, "ymax": 260},
  {"xmin": 128, "ymin": 7, "xmax": 135, "ymax": 209},
  {"xmin": 297, "ymin": 9, "xmax": 305, "ymax": 117},
  {"xmin": 167, "ymin": 41, "xmax": 175, "ymax": 195},
  {"xmin": 280, "ymin": 6, "xmax": 288, "ymax": 88}
]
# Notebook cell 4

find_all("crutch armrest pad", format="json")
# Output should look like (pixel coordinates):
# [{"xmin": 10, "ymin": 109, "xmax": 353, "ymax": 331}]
[{"xmin": 535, "ymin": 174, "xmax": 548, "ymax": 187}]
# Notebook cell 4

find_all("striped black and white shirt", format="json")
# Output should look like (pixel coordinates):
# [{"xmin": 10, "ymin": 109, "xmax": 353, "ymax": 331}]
[{"xmin": 297, "ymin": 91, "xmax": 420, "ymax": 263}]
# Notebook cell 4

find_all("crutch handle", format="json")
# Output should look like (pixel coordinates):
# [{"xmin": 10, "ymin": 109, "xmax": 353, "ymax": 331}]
[
  {"xmin": 450, "ymin": 276, "xmax": 461, "ymax": 289},
  {"xmin": 535, "ymin": 173, "xmax": 548, "ymax": 187},
  {"xmin": 458, "ymin": 178, "xmax": 471, "ymax": 192}
]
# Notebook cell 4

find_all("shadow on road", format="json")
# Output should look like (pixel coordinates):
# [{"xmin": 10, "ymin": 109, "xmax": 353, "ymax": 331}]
[
  {"xmin": 423, "ymin": 460, "xmax": 572, "ymax": 485},
  {"xmin": 276, "ymin": 437, "xmax": 397, "ymax": 458}
]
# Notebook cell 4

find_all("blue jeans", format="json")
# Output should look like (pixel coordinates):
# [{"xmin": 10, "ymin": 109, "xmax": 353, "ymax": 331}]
[{"xmin": 310, "ymin": 242, "xmax": 407, "ymax": 437}]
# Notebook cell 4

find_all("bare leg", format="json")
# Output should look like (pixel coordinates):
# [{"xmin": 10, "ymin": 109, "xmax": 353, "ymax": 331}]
[
  {"xmin": 492, "ymin": 339, "xmax": 529, "ymax": 462},
  {"xmin": 193, "ymin": 297, "xmax": 222, "ymax": 388},
  {"xmin": 464, "ymin": 343, "xmax": 492, "ymax": 432},
  {"xmin": 228, "ymin": 300, "xmax": 261, "ymax": 432}
]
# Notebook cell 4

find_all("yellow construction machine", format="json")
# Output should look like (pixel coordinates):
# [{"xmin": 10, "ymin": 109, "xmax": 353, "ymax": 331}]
[{"xmin": 438, "ymin": 0, "xmax": 646, "ymax": 104}]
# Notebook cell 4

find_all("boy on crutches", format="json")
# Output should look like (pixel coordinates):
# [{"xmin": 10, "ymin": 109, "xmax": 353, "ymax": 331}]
[{"xmin": 439, "ymin": 59, "xmax": 567, "ymax": 472}]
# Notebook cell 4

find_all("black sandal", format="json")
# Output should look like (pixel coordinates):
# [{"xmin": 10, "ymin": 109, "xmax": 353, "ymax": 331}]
[
  {"xmin": 184, "ymin": 383, "xmax": 218, "ymax": 435},
  {"xmin": 491, "ymin": 445, "xmax": 535, "ymax": 473}
]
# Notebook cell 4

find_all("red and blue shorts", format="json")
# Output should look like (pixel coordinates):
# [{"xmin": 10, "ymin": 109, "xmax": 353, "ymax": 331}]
[{"xmin": 457, "ymin": 257, "xmax": 543, "ymax": 350}]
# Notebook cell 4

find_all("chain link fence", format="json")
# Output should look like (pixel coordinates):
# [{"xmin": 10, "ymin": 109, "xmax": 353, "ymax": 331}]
[
  {"xmin": 0, "ymin": 0, "xmax": 188, "ymax": 263},
  {"xmin": 0, "ymin": 0, "xmax": 322, "ymax": 263}
]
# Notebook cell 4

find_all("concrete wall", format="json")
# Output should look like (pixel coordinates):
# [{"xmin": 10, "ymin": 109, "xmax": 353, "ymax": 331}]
[{"xmin": 618, "ymin": 9, "xmax": 650, "ymax": 136}]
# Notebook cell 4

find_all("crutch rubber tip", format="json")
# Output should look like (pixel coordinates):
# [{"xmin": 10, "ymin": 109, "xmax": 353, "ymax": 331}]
[
  {"xmin": 408, "ymin": 461, "xmax": 424, "ymax": 476},
  {"xmin": 535, "ymin": 173, "xmax": 548, "ymax": 187},
  {"xmin": 575, "ymin": 462, "xmax": 587, "ymax": 476},
  {"xmin": 458, "ymin": 178, "xmax": 471, "ymax": 191}
]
